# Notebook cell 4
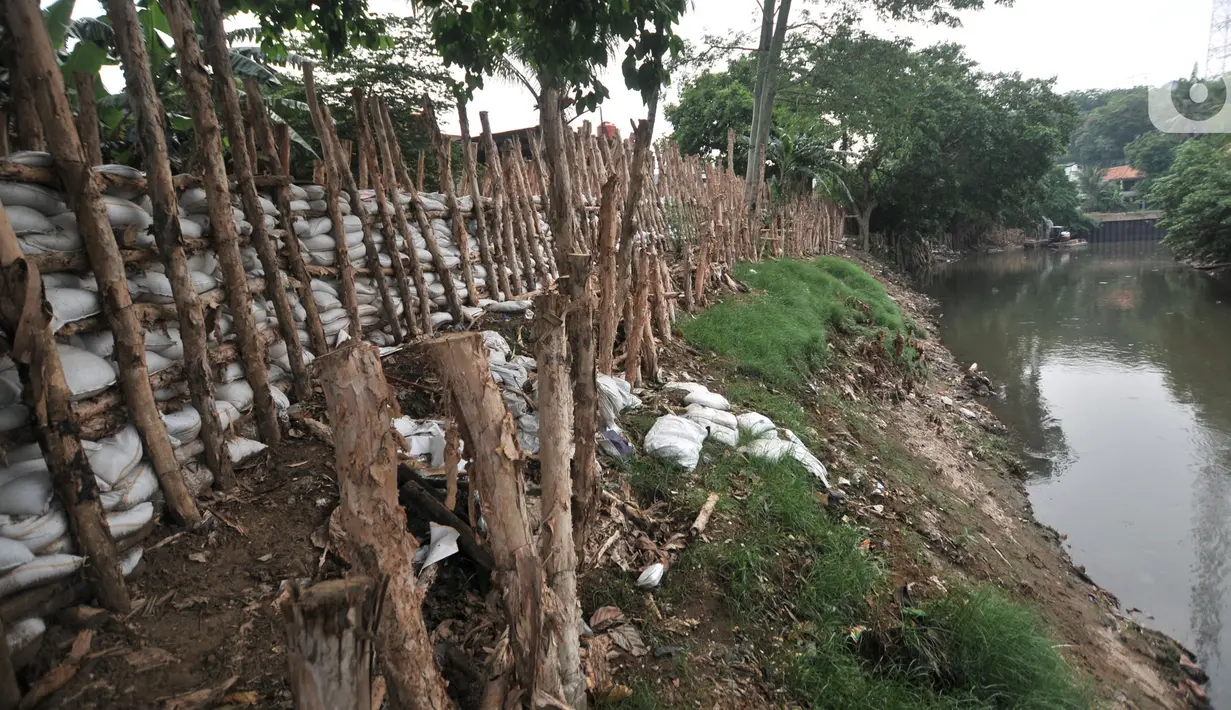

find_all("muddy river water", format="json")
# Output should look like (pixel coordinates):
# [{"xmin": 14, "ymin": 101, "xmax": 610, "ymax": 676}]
[{"xmin": 923, "ymin": 242, "xmax": 1231, "ymax": 703}]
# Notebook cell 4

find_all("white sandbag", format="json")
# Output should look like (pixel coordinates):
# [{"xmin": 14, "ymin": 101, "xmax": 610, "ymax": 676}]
[
  {"xmin": 393, "ymin": 417, "xmax": 446, "ymax": 467},
  {"xmin": 0, "ymin": 538, "xmax": 35, "ymax": 575},
  {"xmin": 0, "ymin": 470, "xmax": 53, "ymax": 517},
  {"xmin": 82, "ymin": 424, "xmax": 143, "ymax": 488},
  {"xmin": 597, "ymin": 374, "xmax": 641, "ymax": 430},
  {"xmin": 269, "ymin": 385, "xmax": 290, "ymax": 413},
  {"xmin": 179, "ymin": 187, "xmax": 208, "ymax": 212},
  {"xmin": 0, "ymin": 183, "xmax": 67, "ymax": 215},
  {"xmin": 106, "ymin": 502, "xmax": 154, "ymax": 540},
  {"xmin": 219, "ymin": 361, "xmax": 245, "ymax": 383},
  {"xmin": 683, "ymin": 390, "xmax": 731, "ymax": 411},
  {"xmin": 182, "ymin": 460, "xmax": 214, "ymax": 496},
  {"xmin": 781, "ymin": 430, "xmax": 831, "ymax": 487},
  {"xmin": 303, "ymin": 184, "xmax": 325, "ymax": 200},
  {"xmin": 146, "ymin": 350, "xmax": 175, "ymax": 375},
  {"xmin": 121, "ymin": 545, "xmax": 143, "ymax": 577},
  {"xmin": 215, "ymin": 380, "xmax": 254, "ymax": 411},
  {"xmin": 100, "ymin": 462, "xmax": 158, "ymax": 511},
  {"xmin": 736, "ymin": 412, "xmax": 777, "ymax": 438},
  {"xmin": 431, "ymin": 312, "xmax": 454, "ymax": 328},
  {"xmin": 0, "ymin": 554, "xmax": 85, "ymax": 598},
  {"xmin": 663, "ymin": 381, "xmax": 709, "ymax": 394},
  {"xmin": 6, "ymin": 617, "xmax": 45, "ymax": 660},
  {"xmin": 58, "ymin": 344, "xmax": 117, "ymax": 400},
  {"xmin": 6, "ymin": 205, "xmax": 54, "ymax": 235},
  {"xmin": 289, "ymin": 199, "xmax": 311, "ymax": 212},
  {"xmin": 229, "ymin": 437, "xmax": 267, "ymax": 467},
  {"xmin": 643, "ymin": 415, "xmax": 709, "ymax": 471},
  {"xmin": 0, "ymin": 508, "xmax": 68, "ymax": 554},
  {"xmin": 684, "ymin": 404, "xmax": 738, "ymax": 431},
  {"xmin": 101, "ymin": 195, "xmax": 154, "ymax": 232},
  {"xmin": 740, "ymin": 437, "xmax": 796, "ymax": 464},
  {"xmin": 163, "ymin": 405, "xmax": 202, "ymax": 444},
  {"xmin": 486, "ymin": 299, "xmax": 532, "ymax": 314},
  {"xmin": 8, "ymin": 150, "xmax": 53, "ymax": 167},
  {"xmin": 44, "ymin": 287, "xmax": 102, "ymax": 330}
]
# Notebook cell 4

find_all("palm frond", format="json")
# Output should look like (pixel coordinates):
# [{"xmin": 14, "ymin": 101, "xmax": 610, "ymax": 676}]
[
  {"xmin": 226, "ymin": 26, "xmax": 262, "ymax": 44},
  {"xmin": 68, "ymin": 17, "xmax": 114, "ymax": 46},
  {"xmin": 230, "ymin": 49, "xmax": 281, "ymax": 85},
  {"xmin": 491, "ymin": 54, "xmax": 539, "ymax": 98},
  {"xmin": 268, "ymin": 109, "xmax": 319, "ymax": 159}
]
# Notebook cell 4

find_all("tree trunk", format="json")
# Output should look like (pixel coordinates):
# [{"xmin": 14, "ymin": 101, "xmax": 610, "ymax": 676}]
[
  {"xmin": 457, "ymin": 99, "xmax": 500, "ymax": 301},
  {"xmin": 743, "ymin": 0, "xmax": 775, "ymax": 209},
  {"xmin": 245, "ymin": 77, "xmax": 330, "ymax": 356},
  {"xmin": 423, "ymin": 99, "xmax": 479, "ymax": 308},
  {"xmin": 105, "ymin": 0, "xmax": 235, "ymax": 489},
  {"xmin": 595, "ymin": 174, "xmax": 622, "ymax": 375},
  {"xmin": 10, "ymin": 53, "xmax": 43, "ymax": 151},
  {"xmin": 73, "ymin": 73, "xmax": 102, "ymax": 167},
  {"xmin": 504, "ymin": 141, "xmax": 543, "ymax": 290},
  {"xmin": 372, "ymin": 98, "xmax": 434, "ymax": 337},
  {"xmin": 0, "ymin": 205, "xmax": 130, "ymax": 614},
  {"xmin": 12, "ymin": 0, "xmax": 200, "ymax": 524},
  {"xmin": 615, "ymin": 117, "xmax": 654, "ymax": 331},
  {"xmin": 857, "ymin": 203, "xmax": 875, "ymax": 252},
  {"xmin": 278, "ymin": 577, "xmax": 382, "ymax": 710},
  {"xmin": 197, "ymin": 0, "xmax": 310, "ymax": 406},
  {"xmin": 420, "ymin": 333, "xmax": 561, "ymax": 704},
  {"xmin": 744, "ymin": 0, "xmax": 793, "ymax": 211},
  {"xmin": 315, "ymin": 344, "xmax": 452, "ymax": 710},
  {"xmin": 479, "ymin": 111, "xmax": 518, "ymax": 298},
  {"xmin": 532, "ymin": 294, "xmax": 585, "ymax": 709}
]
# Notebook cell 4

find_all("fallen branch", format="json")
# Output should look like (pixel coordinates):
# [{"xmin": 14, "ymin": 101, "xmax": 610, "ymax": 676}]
[
  {"xmin": 690, "ymin": 492, "xmax": 720, "ymax": 537},
  {"xmin": 398, "ymin": 477, "xmax": 494, "ymax": 573}
]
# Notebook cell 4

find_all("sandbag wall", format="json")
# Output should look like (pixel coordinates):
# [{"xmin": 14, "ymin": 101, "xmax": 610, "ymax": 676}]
[{"xmin": 0, "ymin": 147, "xmax": 532, "ymax": 666}]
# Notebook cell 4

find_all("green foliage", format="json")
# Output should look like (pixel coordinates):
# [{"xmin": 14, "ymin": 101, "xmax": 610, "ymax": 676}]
[
  {"xmin": 1150, "ymin": 135, "xmax": 1231, "ymax": 261},
  {"xmin": 1125, "ymin": 131, "xmax": 1184, "ymax": 177},
  {"xmin": 1076, "ymin": 165, "xmax": 1131, "ymax": 213},
  {"xmin": 678, "ymin": 257, "xmax": 912, "ymax": 385},
  {"xmin": 664, "ymin": 59, "xmax": 757, "ymax": 172},
  {"xmin": 220, "ymin": 0, "xmax": 388, "ymax": 59},
  {"xmin": 1067, "ymin": 89, "xmax": 1153, "ymax": 167},
  {"xmin": 1023, "ymin": 165, "xmax": 1092, "ymax": 234}
]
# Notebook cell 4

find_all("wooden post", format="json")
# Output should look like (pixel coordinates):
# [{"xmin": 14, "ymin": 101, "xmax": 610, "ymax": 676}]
[
  {"xmin": 11, "ymin": 0, "xmax": 201, "ymax": 523},
  {"xmin": 197, "ymin": 0, "xmax": 306, "ymax": 411},
  {"xmin": 416, "ymin": 151, "xmax": 426, "ymax": 196},
  {"xmin": 508, "ymin": 140, "xmax": 552, "ymax": 287},
  {"xmin": 356, "ymin": 95, "xmax": 418, "ymax": 340},
  {"xmin": 0, "ymin": 202, "xmax": 131, "ymax": 613},
  {"xmin": 457, "ymin": 98, "xmax": 500, "ymax": 301},
  {"xmin": 595, "ymin": 175, "xmax": 622, "ymax": 375},
  {"xmin": 10, "ymin": 57, "xmax": 44, "ymax": 151},
  {"xmin": 73, "ymin": 73, "xmax": 102, "ymax": 166},
  {"xmin": 315, "ymin": 344, "xmax": 451, "ymax": 709},
  {"xmin": 615, "ymin": 120, "xmax": 653, "ymax": 326},
  {"xmin": 277, "ymin": 122, "xmax": 292, "ymax": 175},
  {"xmin": 340, "ymin": 88, "xmax": 401, "ymax": 342},
  {"xmin": 245, "ymin": 77, "xmax": 330, "ymax": 357},
  {"xmin": 0, "ymin": 108, "xmax": 8, "ymax": 157},
  {"xmin": 623, "ymin": 252, "xmax": 651, "ymax": 386},
  {"xmin": 278, "ymin": 577, "xmax": 383, "ymax": 710},
  {"xmin": 372, "ymin": 98, "xmax": 434, "ymax": 337},
  {"xmin": 0, "ymin": 617, "xmax": 17, "ymax": 710},
  {"xmin": 373, "ymin": 102, "xmax": 462, "ymax": 327},
  {"xmin": 422, "ymin": 98, "xmax": 478, "ymax": 308},
  {"xmin": 479, "ymin": 112, "xmax": 520, "ymax": 297},
  {"xmin": 421, "ymin": 333, "xmax": 560, "ymax": 702},
  {"xmin": 532, "ymin": 293, "xmax": 585, "ymax": 708},
  {"xmin": 105, "ymin": 0, "xmax": 236, "ymax": 490},
  {"xmin": 301, "ymin": 64, "xmax": 362, "ymax": 342}
]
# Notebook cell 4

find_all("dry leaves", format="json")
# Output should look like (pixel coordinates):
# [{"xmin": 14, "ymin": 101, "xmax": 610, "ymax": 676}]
[
  {"xmin": 17, "ymin": 629, "xmax": 94, "ymax": 710},
  {"xmin": 162, "ymin": 675, "xmax": 238, "ymax": 710},
  {"xmin": 589, "ymin": 606, "xmax": 625, "ymax": 633},
  {"xmin": 607, "ymin": 624, "xmax": 648, "ymax": 657},
  {"xmin": 125, "ymin": 646, "xmax": 180, "ymax": 673}
]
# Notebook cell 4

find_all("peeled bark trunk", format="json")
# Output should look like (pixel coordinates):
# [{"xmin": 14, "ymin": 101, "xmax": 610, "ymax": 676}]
[
  {"xmin": 13, "ymin": 0, "xmax": 201, "ymax": 524},
  {"xmin": 423, "ymin": 98, "xmax": 479, "ymax": 308},
  {"xmin": 10, "ymin": 54, "xmax": 44, "ymax": 151},
  {"xmin": 479, "ymin": 111, "xmax": 519, "ymax": 298},
  {"xmin": 278, "ymin": 578, "xmax": 382, "ymax": 710},
  {"xmin": 73, "ymin": 73, "xmax": 102, "ymax": 167},
  {"xmin": 198, "ymin": 0, "xmax": 310, "ymax": 406},
  {"xmin": 0, "ymin": 204, "xmax": 130, "ymax": 614},
  {"xmin": 316, "ymin": 344, "xmax": 452, "ymax": 710},
  {"xmin": 457, "ymin": 99, "xmax": 500, "ymax": 301},
  {"xmin": 421, "ymin": 333, "xmax": 561, "ymax": 704},
  {"xmin": 595, "ymin": 174, "xmax": 622, "ymax": 376},
  {"xmin": 105, "ymin": 0, "xmax": 235, "ymax": 489}
]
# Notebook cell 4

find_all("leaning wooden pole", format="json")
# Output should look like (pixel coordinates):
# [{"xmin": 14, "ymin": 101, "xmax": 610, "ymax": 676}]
[
  {"xmin": 372, "ymin": 98, "xmax": 433, "ymax": 337},
  {"xmin": 198, "ymin": 0, "xmax": 309, "ymax": 406},
  {"xmin": 422, "ymin": 333, "xmax": 560, "ymax": 702},
  {"xmin": 423, "ymin": 97, "xmax": 478, "ymax": 308},
  {"xmin": 105, "ymin": 0, "xmax": 236, "ymax": 490},
  {"xmin": 73, "ymin": 73, "xmax": 102, "ymax": 167},
  {"xmin": 316, "ymin": 343, "xmax": 452, "ymax": 710},
  {"xmin": 244, "ymin": 77, "xmax": 330, "ymax": 357},
  {"xmin": 457, "ymin": 98, "xmax": 500, "ymax": 301},
  {"xmin": 479, "ymin": 111, "xmax": 521, "ymax": 297},
  {"xmin": 10, "ymin": 0, "xmax": 201, "ymax": 524},
  {"xmin": 0, "ymin": 200, "xmax": 131, "ymax": 613}
]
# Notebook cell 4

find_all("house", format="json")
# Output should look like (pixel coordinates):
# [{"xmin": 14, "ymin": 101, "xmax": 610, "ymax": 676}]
[{"xmin": 1102, "ymin": 165, "xmax": 1143, "ymax": 198}]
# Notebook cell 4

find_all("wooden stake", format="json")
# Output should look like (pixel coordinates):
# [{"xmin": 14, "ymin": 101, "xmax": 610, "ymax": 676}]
[
  {"xmin": 10, "ymin": 55, "xmax": 43, "ymax": 151},
  {"xmin": 198, "ymin": 0, "xmax": 305, "ymax": 411},
  {"xmin": 0, "ymin": 202, "xmax": 130, "ymax": 614},
  {"xmin": 372, "ymin": 98, "xmax": 433, "ymax": 337},
  {"xmin": 13, "ymin": 0, "xmax": 200, "ymax": 523},
  {"xmin": 421, "ymin": 333, "xmax": 560, "ymax": 702},
  {"xmin": 457, "ymin": 98, "xmax": 500, "ymax": 301},
  {"xmin": 478, "ymin": 111, "xmax": 517, "ymax": 298},
  {"xmin": 623, "ymin": 252, "xmax": 651, "ymax": 386},
  {"xmin": 278, "ymin": 577, "xmax": 383, "ymax": 710},
  {"xmin": 276, "ymin": 122, "xmax": 292, "ymax": 175},
  {"xmin": 422, "ymin": 98, "xmax": 478, "ymax": 308},
  {"xmin": 105, "ymin": 0, "xmax": 235, "ymax": 489},
  {"xmin": 0, "ymin": 616, "xmax": 18, "ymax": 710},
  {"xmin": 73, "ymin": 73, "xmax": 102, "ymax": 166},
  {"xmin": 595, "ymin": 174, "xmax": 622, "ymax": 376},
  {"xmin": 245, "ymin": 77, "xmax": 330, "ymax": 357},
  {"xmin": 315, "ymin": 344, "xmax": 451, "ymax": 709}
]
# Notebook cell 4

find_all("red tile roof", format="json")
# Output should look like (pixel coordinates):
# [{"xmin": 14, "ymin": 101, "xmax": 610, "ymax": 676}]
[{"xmin": 1102, "ymin": 165, "xmax": 1142, "ymax": 181}]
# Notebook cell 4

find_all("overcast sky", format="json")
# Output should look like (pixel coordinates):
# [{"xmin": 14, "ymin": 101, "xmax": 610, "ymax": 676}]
[{"xmin": 77, "ymin": 0, "xmax": 1218, "ymax": 135}]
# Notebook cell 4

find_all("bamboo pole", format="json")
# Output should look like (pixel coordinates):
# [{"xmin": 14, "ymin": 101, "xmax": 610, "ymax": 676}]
[
  {"xmin": 197, "ymin": 0, "xmax": 307, "ymax": 410},
  {"xmin": 105, "ymin": 0, "xmax": 235, "ymax": 491},
  {"xmin": 342, "ymin": 88, "xmax": 402, "ymax": 342},
  {"xmin": 479, "ymin": 111, "xmax": 519, "ymax": 298},
  {"xmin": 457, "ymin": 98, "xmax": 500, "ymax": 301},
  {"xmin": 163, "ymin": 0, "xmax": 281, "ymax": 449},
  {"xmin": 244, "ymin": 77, "xmax": 330, "ymax": 357},
  {"xmin": 356, "ymin": 95, "xmax": 418, "ymax": 340},
  {"xmin": 372, "ymin": 98, "xmax": 433, "ymax": 337},
  {"xmin": 12, "ymin": 0, "xmax": 201, "ymax": 523},
  {"xmin": 301, "ymin": 64, "xmax": 362, "ymax": 342},
  {"xmin": 0, "ymin": 202, "xmax": 130, "ymax": 614},
  {"xmin": 375, "ymin": 101, "xmax": 462, "ymax": 327},
  {"xmin": 422, "ymin": 97, "xmax": 478, "ymax": 307},
  {"xmin": 73, "ymin": 73, "xmax": 102, "ymax": 166}
]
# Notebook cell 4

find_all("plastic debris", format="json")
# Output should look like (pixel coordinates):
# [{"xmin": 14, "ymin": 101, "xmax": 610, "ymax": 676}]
[{"xmin": 414, "ymin": 522, "xmax": 461, "ymax": 569}]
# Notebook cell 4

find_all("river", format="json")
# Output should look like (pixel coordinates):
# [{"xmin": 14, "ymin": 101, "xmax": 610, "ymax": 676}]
[{"xmin": 922, "ymin": 241, "xmax": 1231, "ymax": 704}]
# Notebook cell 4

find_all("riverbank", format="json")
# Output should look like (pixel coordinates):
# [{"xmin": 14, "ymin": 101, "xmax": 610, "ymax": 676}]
[{"xmin": 594, "ymin": 252, "xmax": 1205, "ymax": 708}]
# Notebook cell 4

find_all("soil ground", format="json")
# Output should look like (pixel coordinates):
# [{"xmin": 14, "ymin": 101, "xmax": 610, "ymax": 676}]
[{"xmin": 20, "ymin": 256, "xmax": 1202, "ymax": 709}]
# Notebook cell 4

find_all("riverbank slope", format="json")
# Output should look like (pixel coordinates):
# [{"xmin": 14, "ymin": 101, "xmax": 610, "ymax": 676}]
[{"xmin": 593, "ymin": 252, "xmax": 1203, "ymax": 708}]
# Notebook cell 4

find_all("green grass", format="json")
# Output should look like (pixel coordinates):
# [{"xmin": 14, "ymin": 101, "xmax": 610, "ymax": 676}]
[{"xmin": 679, "ymin": 257, "xmax": 915, "ymax": 385}]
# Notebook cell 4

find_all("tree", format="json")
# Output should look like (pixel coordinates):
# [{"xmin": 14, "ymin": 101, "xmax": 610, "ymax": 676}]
[
  {"xmin": 664, "ymin": 58, "xmax": 757, "ymax": 172},
  {"xmin": 1076, "ymin": 165, "xmax": 1130, "ymax": 213},
  {"xmin": 1125, "ymin": 131, "xmax": 1184, "ymax": 177},
  {"xmin": 220, "ymin": 0, "xmax": 387, "ymax": 59},
  {"xmin": 1068, "ymin": 89, "xmax": 1154, "ymax": 166},
  {"xmin": 1150, "ymin": 135, "xmax": 1231, "ymax": 262}
]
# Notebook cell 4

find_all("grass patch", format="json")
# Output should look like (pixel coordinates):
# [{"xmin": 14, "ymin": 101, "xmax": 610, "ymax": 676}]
[{"xmin": 679, "ymin": 257, "xmax": 915, "ymax": 385}]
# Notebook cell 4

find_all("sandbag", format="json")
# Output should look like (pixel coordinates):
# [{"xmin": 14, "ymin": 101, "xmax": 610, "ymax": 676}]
[
  {"xmin": 44, "ymin": 287, "xmax": 102, "ymax": 330},
  {"xmin": 215, "ymin": 380, "xmax": 255, "ymax": 411},
  {"xmin": 0, "ymin": 508, "xmax": 68, "ymax": 554},
  {"xmin": 0, "ymin": 183, "xmax": 68, "ymax": 215},
  {"xmin": 0, "ymin": 538, "xmax": 35, "ymax": 575},
  {"xmin": 163, "ymin": 405, "xmax": 202, "ymax": 445},
  {"xmin": 8, "ymin": 151, "xmax": 54, "ymax": 167},
  {"xmin": 6, "ymin": 205, "xmax": 54, "ymax": 235},
  {"xmin": 106, "ymin": 502, "xmax": 154, "ymax": 540},
  {"xmin": 597, "ymin": 374, "xmax": 641, "ymax": 430},
  {"xmin": 683, "ymin": 390, "xmax": 731, "ymax": 411},
  {"xmin": 643, "ymin": 415, "xmax": 709, "ymax": 471},
  {"xmin": 100, "ymin": 462, "xmax": 158, "ymax": 511},
  {"xmin": 0, "ymin": 470, "xmax": 53, "ymax": 517},
  {"xmin": 229, "ymin": 437, "xmax": 267, "ymax": 467},
  {"xmin": 0, "ymin": 554, "xmax": 85, "ymax": 598},
  {"xmin": 58, "ymin": 344, "xmax": 117, "ymax": 400},
  {"xmin": 215, "ymin": 400, "xmax": 241, "ymax": 429},
  {"xmin": 82, "ymin": 424, "xmax": 143, "ymax": 488},
  {"xmin": 737, "ymin": 412, "xmax": 777, "ymax": 438},
  {"xmin": 6, "ymin": 617, "xmax": 45, "ymax": 663},
  {"xmin": 486, "ymin": 299, "xmax": 532, "ymax": 314},
  {"xmin": 101, "ymin": 195, "xmax": 154, "ymax": 232}
]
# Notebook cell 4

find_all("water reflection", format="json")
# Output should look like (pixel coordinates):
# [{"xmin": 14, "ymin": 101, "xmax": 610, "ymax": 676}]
[{"xmin": 923, "ymin": 243, "xmax": 1231, "ymax": 702}]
